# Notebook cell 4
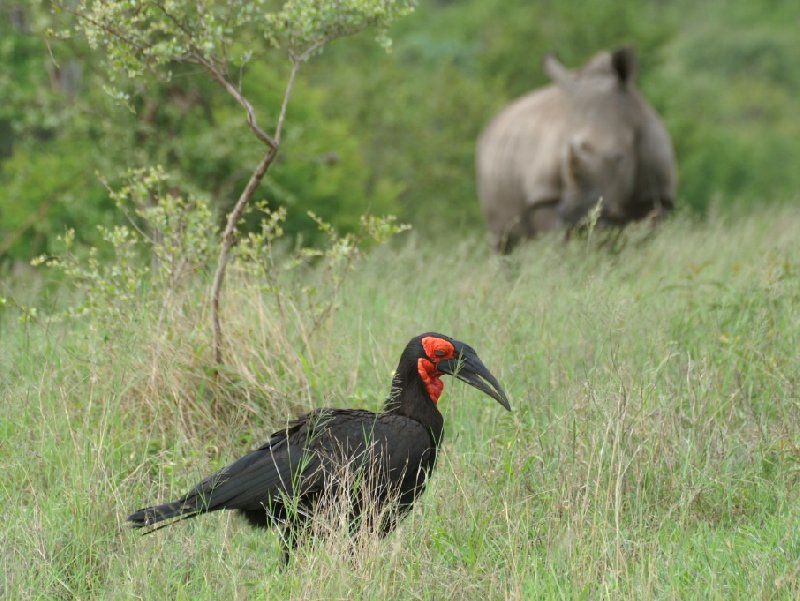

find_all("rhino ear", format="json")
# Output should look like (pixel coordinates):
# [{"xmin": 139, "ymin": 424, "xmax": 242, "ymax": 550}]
[
  {"xmin": 544, "ymin": 53, "xmax": 573, "ymax": 86},
  {"xmin": 611, "ymin": 47, "xmax": 638, "ymax": 86}
]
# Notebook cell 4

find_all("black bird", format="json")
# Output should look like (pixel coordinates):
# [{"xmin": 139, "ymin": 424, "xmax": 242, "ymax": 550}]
[{"xmin": 128, "ymin": 332, "xmax": 510, "ymax": 559}]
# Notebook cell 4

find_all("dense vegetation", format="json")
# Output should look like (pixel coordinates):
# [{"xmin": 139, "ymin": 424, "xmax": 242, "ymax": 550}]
[
  {"xmin": 2, "ymin": 1, "xmax": 799, "ymax": 598},
  {"xmin": 3, "ymin": 212, "xmax": 800, "ymax": 598},
  {"xmin": 2, "ymin": 0, "xmax": 799, "ymax": 262}
]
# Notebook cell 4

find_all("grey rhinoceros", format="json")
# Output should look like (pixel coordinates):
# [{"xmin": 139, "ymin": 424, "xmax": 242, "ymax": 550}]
[{"xmin": 476, "ymin": 47, "xmax": 677, "ymax": 252}]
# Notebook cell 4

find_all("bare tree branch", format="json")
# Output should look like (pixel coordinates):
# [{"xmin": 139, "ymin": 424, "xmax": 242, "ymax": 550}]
[
  {"xmin": 210, "ymin": 59, "xmax": 302, "ymax": 365},
  {"xmin": 210, "ymin": 148, "xmax": 276, "ymax": 365},
  {"xmin": 275, "ymin": 59, "xmax": 301, "ymax": 145},
  {"xmin": 193, "ymin": 54, "xmax": 278, "ymax": 150}
]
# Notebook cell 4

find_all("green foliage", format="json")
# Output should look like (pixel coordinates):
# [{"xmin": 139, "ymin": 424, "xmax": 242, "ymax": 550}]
[
  {"xmin": 61, "ymin": 0, "xmax": 272, "ymax": 76},
  {"xmin": 0, "ymin": 1, "xmax": 414, "ymax": 262},
  {"xmin": 28, "ymin": 166, "xmax": 408, "ymax": 341},
  {"xmin": 264, "ymin": 0, "xmax": 416, "ymax": 55},
  {"xmin": 234, "ymin": 203, "xmax": 409, "ymax": 332},
  {"xmin": 243, "ymin": 60, "xmax": 406, "ymax": 237},
  {"xmin": 0, "ymin": 3, "xmax": 113, "ymax": 260},
  {"xmin": 654, "ymin": 0, "xmax": 800, "ymax": 211},
  {"xmin": 106, "ymin": 166, "xmax": 218, "ymax": 284},
  {"xmin": 35, "ymin": 225, "xmax": 147, "ymax": 321},
  {"xmin": 3, "ymin": 0, "xmax": 800, "ymax": 263},
  {"xmin": 32, "ymin": 167, "xmax": 216, "ymax": 327},
  {"xmin": 63, "ymin": 0, "xmax": 414, "ymax": 78}
]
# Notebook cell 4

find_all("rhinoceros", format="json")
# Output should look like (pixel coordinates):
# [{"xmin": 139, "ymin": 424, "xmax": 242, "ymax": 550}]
[{"xmin": 476, "ymin": 47, "xmax": 677, "ymax": 252}]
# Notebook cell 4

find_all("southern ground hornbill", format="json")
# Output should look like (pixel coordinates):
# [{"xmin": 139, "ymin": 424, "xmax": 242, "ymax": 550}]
[{"xmin": 128, "ymin": 332, "xmax": 510, "ymax": 559}]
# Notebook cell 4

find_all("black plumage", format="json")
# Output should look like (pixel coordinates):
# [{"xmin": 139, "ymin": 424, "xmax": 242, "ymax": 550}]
[{"xmin": 128, "ymin": 332, "xmax": 510, "ymax": 558}]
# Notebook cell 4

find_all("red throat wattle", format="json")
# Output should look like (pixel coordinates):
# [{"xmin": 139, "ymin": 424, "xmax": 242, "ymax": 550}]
[
  {"xmin": 417, "ymin": 336, "xmax": 456, "ymax": 404},
  {"xmin": 417, "ymin": 358, "xmax": 444, "ymax": 404}
]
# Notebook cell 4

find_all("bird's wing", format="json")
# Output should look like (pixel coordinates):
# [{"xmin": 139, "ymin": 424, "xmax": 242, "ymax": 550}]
[
  {"xmin": 183, "ymin": 410, "xmax": 435, "ymax": 512},
  {"xmin": 299, "ymin": 410, "xmax": 437, "ymax": 478},
  {"xmin": 181, "ymin": 418, "xmax": 321, "ymax": 512}
]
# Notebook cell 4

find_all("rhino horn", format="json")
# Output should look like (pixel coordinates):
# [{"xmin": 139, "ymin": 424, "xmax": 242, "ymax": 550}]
[{"xmin": 565, "ymin": 139, "xmax": 594, "ymax": 184}]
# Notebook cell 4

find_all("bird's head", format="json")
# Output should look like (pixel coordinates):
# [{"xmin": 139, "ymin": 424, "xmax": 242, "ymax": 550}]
[{"xmin": 408, "ymin": 332, "xmax": 511, "ymax": 411}]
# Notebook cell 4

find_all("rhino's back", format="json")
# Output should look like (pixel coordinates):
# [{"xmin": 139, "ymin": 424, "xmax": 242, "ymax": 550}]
[{"xmin": 477, "ymin": 85, "xmax": 569, "ymax": 232}]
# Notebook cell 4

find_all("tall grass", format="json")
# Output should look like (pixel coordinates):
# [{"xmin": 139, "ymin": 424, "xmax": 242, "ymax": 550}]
[{"xmin": 2, "ymin": 209, "xmax": 799, "ymax": 599}]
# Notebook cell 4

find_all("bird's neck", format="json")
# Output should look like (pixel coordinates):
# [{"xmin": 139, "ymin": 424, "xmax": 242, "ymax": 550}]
[{"xmin": 384, "ymin": 364, "xmax": 445, "ymax": 444}]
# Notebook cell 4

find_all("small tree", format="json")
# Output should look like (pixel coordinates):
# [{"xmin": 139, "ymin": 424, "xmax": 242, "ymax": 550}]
[{"xmin": 54, "ymin": 0, "xmax": 415, "ymax": 364}]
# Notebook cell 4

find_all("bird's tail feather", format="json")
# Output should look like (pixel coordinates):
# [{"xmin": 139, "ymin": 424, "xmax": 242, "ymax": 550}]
[{"xmin": 127, "ymin": 498, "xmax": 202, "ymax": 530}]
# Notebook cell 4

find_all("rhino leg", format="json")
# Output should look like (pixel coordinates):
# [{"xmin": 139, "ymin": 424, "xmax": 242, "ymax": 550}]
[
  {"xmin": 527, "ymin": 202, "xmax": 561, "ymax": 234},
  {"xmin": 493, "ymin": 224, "xmax": 522, "ymax": 255},
  {"xmin": 493, "ymin": 201, "xmax": 561, "ymax": 254}
]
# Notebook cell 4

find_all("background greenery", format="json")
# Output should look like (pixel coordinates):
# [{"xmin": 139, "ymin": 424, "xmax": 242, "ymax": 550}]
[
  {"xmin": 2, "ymin": 0, "xmax": 799, "ymax": 263},
  {"xmin": 2, "ymin": 1, "xmax": 800, "ymax": 599}
]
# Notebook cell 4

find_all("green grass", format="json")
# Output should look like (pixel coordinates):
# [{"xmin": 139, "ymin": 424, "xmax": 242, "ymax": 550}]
[{"xmin": 2, "ymin": 209, "xmax": 800, "ymax": 599}]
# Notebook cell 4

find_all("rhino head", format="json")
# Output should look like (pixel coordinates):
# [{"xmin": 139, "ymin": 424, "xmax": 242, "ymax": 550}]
[{"xmin": 546, "ymin": 48, "xmax": 674, "ymax": 227}]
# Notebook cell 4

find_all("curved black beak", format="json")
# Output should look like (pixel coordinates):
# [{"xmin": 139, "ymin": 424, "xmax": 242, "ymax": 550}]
[{"xmin": 437, "ymin": 343, "xmax": 511, "ymax": 411}]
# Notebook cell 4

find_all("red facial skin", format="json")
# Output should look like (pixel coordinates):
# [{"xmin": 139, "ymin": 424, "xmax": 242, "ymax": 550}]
[{"xmin": 417, "ymin": 337, "xmax": 456, "ymax": 404}]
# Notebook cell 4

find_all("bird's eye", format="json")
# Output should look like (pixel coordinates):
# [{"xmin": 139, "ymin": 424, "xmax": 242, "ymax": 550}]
[{"xmin": 434, "ymin": 349, "xmax": 446, "ymax": 358}]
